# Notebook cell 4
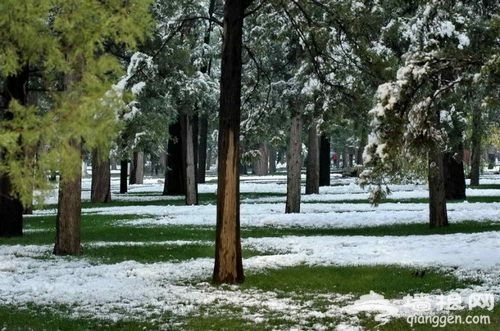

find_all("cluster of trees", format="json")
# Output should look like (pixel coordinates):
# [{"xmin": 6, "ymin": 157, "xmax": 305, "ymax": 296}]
[{"xmin": 1, "ymin": 1, "xmax": 498, "ymax": 283}]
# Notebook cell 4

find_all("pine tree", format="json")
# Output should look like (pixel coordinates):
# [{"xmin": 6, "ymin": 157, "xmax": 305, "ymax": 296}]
[{"xmin": 0, "ymin": 0, "xmax": 153, "ymax": 248}]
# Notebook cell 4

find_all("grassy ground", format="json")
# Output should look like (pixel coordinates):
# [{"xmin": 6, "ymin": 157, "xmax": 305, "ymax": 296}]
[{"xmin": 1, "ymin": 186, "xmax": 499, "ymax": 330}]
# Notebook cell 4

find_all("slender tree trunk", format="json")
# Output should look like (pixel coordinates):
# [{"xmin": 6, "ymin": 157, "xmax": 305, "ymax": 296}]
[
  {"xmin": 428, "ymin": 147, "xmax": 449, "ymax": 228},
  {"xmin": 54, "ymin": 139, "xmax": 82, "ymax": 255},
  {"xmin": 306, "ymin": 123, "xmax": 319, "ymax": 194},
  {"xmin": 164, "ymin": 120, "xmax": 186, "ymax": 195},
  {"xmin": 319, "ymin": 134, "xmax": 330, "ymax": 186},
  {"xmin": 198, "ymin": 114, "xmax": 209, "ymax": 183},
  {"xmin": 119, "ymin": 159, "xmax": 128, "ymax": 194},
  {"xmin": 91, "ymin": 149, "xmax": 111, "ymax": 203},
  {"xmin": 286, "ymin": 113, "xmax": 302, "ymax": 213},
  {"xmin": 110, "ymin": 158, "xmax": 117, "ymax": 171},
  {"xmin": 129, "ymin": 151, "xmax": 144, "ymax": 185},
  {"xmin": 470, "ymin": 106, "xmax": 482, "ymax": 186},
  {"xmin": 182, "ymin": 115, "xmax": 198, "ymax": 205},
  {"xmin": 356, "ymin": 127, "xmax": 367, "ymax": 165},
  {"xmin": 213, "ymin": 0, "xmax": 247, "ymax": 284},
  {"xmin": 253, "ymin": 143, "xmax": 269, "ymax": 176},
  {"xmin": 268, "ymin": 146, "xmax": 277, "ymax": 174}
]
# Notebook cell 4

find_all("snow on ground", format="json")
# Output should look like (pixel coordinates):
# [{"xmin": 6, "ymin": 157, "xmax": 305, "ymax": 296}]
[{"xmin": 5, "ymin": 174, "xmax": 500, "ymax": 328}]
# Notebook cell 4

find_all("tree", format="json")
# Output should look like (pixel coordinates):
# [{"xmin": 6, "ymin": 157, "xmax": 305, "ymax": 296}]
[
  {"xmin": 0, "ymin": 1, "xmax": 152, "ymax": 250},
  {"xmin": 360, "ymin": 1, "xmax": 499, "ymax": 227},
  {"xmin": 213, "ymin": 0, "xmax": 253, "ymax": 284},
  {"xmin": 285, "ymin": 111, "xmax": 303, "ymax": 213},
  {"xmin": 305, "ymin": 121, "xmax": 320, "ymax": 194}
]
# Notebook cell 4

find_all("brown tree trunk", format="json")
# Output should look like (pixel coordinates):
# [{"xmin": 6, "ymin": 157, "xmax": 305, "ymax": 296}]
[
  {"xmin": 129, "ymin": 151, "xmax": 144, "ymax": 185},
  {"xmin": 428, "ymin": 147, "xmax": 449, "ymax": 228},
  {"xmin": 268, "ymin": 146, "xmax": 277, "ymax": 174},
  {"xmin": 198, "ymin": 114, "xmax": 209, "ymax": 183},
  {"xmin": 470, "ymin": 105, "xmax": 482, "ymax": 186},
  {"xmin": 306, "ymin": 123, "xmax": 319, "ymax": 194},
  {"xmin": 286, "ymin": 113, "xmax": 302, "ymax": 213},
  {"xmin": 319, "ymin": 134, "xmax": 330, "ymax": 186},
  {"xmin": 91, "ymin": 149, "xmax": 111, "ymax": 203},
  {"xmin": 213, "ymin": 0, "xmax": 248, "ymax": 285},
  {"xmin": 252, "ymin": 143, "xmax": 269, "ymax": 176},
  {"xmin": 164, "ymin": 120, "xmax": 186, "ymax": 195},
  {"xmin": 119, "ymin": 159, "xmax": 128, "ymax": 194},
  {"xmin": 54, "ymin": 139, "xmax": 82, "ymax": 255},
  {"xmin": 444, "ymin": 150, "xmax": 466, "ymax": 200},
  {"xmin": 182, "ymin": 115, "xmax": 198, "ymax": 205}
]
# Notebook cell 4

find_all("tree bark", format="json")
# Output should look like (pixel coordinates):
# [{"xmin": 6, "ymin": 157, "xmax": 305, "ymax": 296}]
[
  {"xmin": 286, "ymin": 113, "xmax": 302, "ymax": 213},
  {"xmin": 54, "ymin": 139, "xmax": 82, "ymax": 255},
  {"xmin": 252, "ymin": 143, "xmax": 269, "ymax": 176},
  {"xmin": 470, "ymin": 105, "xmax": 482, "ymax": 186},
  {"xmin": 305, "ymin": 123, "xmax": 319, "ymax": 194},
  {"xmin": 428, "ymin": 147, "xmax": 449, "ymax": 228},
  {"xmin": 268, "ymin": 146, "xmax": 277, "ymax": 174},
  {"xmin": 182, "ymin": 115, "xmax": 198, "ymax": 205},
  {"xmin": 319, "ymin": 134, "xmax": 330, "ymax": 186},
  {"xmin": 444, "ymin": 151, "xmax": 466, "ymax": 200},
  {"xmin": 213, "ymin": 0, "xmax": 247, "ymax": 284},
  {"xmin": 91, "ymin": 149, "xmax": 111, "ymax": 203},
  {"xmin": 198, "ymin": 114, "xmax": 209, "ymax": 183},
  {"xmin": 119, "ymin": 159, "xmax": 128, "ymax": 194},
  {"xmin": 164, "ymin": 120, "xmax": 186, "ymax": 195},
  {"xmin": 129, "ymin": 151, "xmax": 144, "ymax": 185}
]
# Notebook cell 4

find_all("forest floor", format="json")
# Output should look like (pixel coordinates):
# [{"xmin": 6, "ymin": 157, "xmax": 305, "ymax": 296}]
[{"xmin": 1, "ymin": 171, "xmax": 499, "ymax": 330}]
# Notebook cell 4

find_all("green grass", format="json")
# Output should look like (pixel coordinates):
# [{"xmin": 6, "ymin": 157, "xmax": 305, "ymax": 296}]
[
  {"xmin": 83, "ymin": 243, "xmax": 264, "ymax": 264},
  {"xmin": 0, "ymin": 304, "xmax": 162, "ymax": 331},
  {"xmin": 242, "ymin": 265, "xmax": 478, "ymax": 298},
  {"xmin": 468, "ymin": 184, "xmax": 500, "ymax": 190},
  {"xmin": 3, "ymin": 216, "xmax": 499, "ymax": 247},
  {"xmin": 2, "ymin": 185, "xmax": 499, "ymax": 330}
]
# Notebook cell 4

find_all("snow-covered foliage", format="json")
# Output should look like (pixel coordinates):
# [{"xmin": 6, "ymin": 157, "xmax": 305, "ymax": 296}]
[{"xmin": 360, "ymin": 1, "xmax": 499, "ymax": 203}]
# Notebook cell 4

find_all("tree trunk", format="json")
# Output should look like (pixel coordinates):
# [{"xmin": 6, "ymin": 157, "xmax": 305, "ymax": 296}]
[
  {"xmin": 268, "ymin": 146, "xmax": 277, "ymax": 174},
  {"xmin": 470, "ymin": 105, "xmax": 482, "ymax": 186},
  {"xmin": 110, "ymin": 158, "xmax": 117, "ymax": 171},
  {"xmin": 428, "ymin": 147, "xmax": 449, "ymax": 228},
  {"xmin": 319, "ymin": 134, "xmax": 330, "ymax": 186},
  {"xmin": 252, "ymin": 143, "xmax": 269, "ymax": 176},
  {"xmin": 182, "ymin": 115, "xmax": 198, "ymax": 205},
  {"xmin": 129, "ymin": 151, "xmax": 144, "ymax": 185},
  {"xmin": 198, "ymin": 114, "xmax": 209, "ymax": 183},
  {"xmin": 444, "ymin": 151, "xmax": 466, "ymax": 200},
  {"xmin": 119, "ymin": 159, "xmax": 128, "ymax": 194},
  {"xmin": 91, "ymin": 149, "xmax": 111, "ymax": 203},
  {"xmin": 213, "ymin": 0, "xmax": 247, "ymax": 285},
  {"xmin": 305, "ymin": 123, "xmax": 319, "ymax": 194},
  {"xmin": 54, "ymin": 139, "xmax": 82, "ymax": 255},
  {"xmin": 0, "ymin": 171, "xmax": 23, "ymax": 237},
  {"xmin": 356, "ymin": 127, "xmax": 367, "ymax": 165},
  {"xmin": 286, "ymin": 113, "xmax": 302, "ymax": 213},
  {"xmin": 164, "ymin": 120, "xmax": 186, "ymax": 195}
]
